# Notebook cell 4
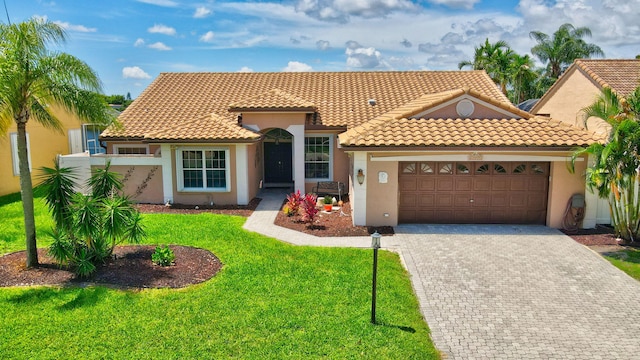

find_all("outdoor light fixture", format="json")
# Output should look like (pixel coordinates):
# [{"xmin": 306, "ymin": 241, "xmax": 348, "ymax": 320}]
[
  {"xmin": 357, "ymin": 169, "xmax": 365, "ymax": 185},
  {"xmin": 371, "ymin": 231, "xmax": 381, "ymax": 324}
]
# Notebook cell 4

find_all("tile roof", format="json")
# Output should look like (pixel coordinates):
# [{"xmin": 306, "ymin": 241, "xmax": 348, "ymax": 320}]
[
  {"xmin": 101, "ymin": 71, "xmax": 507, "ymax": 141},
  {"xmin": 337, "ymin": 88, "xmax": 597, "ymax": 148},
  {"xmin": 229, "ymin": 89, "xmax": 316, "ymax": 112},
  {"xmin": 574, "ymin": 59, "xmax": 640, "ymax": 97},
  {"xmin": 339, "ymin": 113, "xmax": 604, "ymax": 148},
  {"xmin": 144, "ymin": 113, "xmax": 261, "ymax": 142}
]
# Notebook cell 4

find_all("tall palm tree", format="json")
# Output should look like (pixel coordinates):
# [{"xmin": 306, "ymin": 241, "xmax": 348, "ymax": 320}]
[
  {"xmin": 0, "ymin": 18, "xmax": 113, "ymax": 267},
  {"xmin": 571, "ymin": 87, "xmax": 640, "ymax": 243},
  {"xmin": 530, "ymin": 23, "xmax": 604, "ymax": 79},
  {"xmin": 508, "ymin": 54, "xmax": 537, "ymax": 104},
  {"xmin": 458, "ymin": 38, "xmax": 514, "ymax": 95}
]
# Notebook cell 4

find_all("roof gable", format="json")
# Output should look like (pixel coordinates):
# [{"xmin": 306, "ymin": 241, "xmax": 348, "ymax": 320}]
[{"xmin": 532, "ymin": 59, "xmax": 640, "ymax": 113}]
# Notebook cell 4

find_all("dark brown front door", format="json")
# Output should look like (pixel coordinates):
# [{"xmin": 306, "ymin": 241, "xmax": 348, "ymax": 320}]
[{"xmin": 398, "ymin": 161, "xmax": 549, "ymax": 224}]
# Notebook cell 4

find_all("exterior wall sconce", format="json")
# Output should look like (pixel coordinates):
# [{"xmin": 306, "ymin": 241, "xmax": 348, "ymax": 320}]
[{"xmin": 357, "ymin": 169, "xmax": 365, "ymax": 185}]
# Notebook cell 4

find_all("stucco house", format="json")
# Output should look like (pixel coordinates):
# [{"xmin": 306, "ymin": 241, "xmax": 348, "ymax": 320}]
[
  {"xmin": 0, "ymin": 105, "xmax": 105, "ymax": 197},
  {"xmin": 83, "ymin": 70, "xmax": 602, "ymax": 228},
  {"xmin": 532, "ymin": 59, "xmax": 640, "ymax": 227}
]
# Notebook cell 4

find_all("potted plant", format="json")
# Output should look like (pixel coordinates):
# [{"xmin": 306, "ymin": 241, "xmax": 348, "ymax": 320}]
[{"xmin": 322, "ymin": 195, "xmax": 333, "ymax": 212}]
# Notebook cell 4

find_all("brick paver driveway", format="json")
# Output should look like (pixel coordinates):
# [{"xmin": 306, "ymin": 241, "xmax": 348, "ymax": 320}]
[{"xmin": 396, "ymin": 224, "xmax": 640, "ymax": 359}]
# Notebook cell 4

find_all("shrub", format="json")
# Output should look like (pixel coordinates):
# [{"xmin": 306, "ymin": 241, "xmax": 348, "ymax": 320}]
[
  {"xmin": 300, "ymin": 193, "xmax": 319, "ymax": 224},
  {"xmin": 322, "ymin": 195, "xmax": 333, "ymax": 205},
  {"xmin": 40, "ymin": 159, "xmax": 146, "ymax": 277},
  {"xmin": 152, "ymin": 245, "xmax": 175, "ymax": 266},
  {"xmin": 285, "ymin": 190, "xmax": 303, "ymax": 215}
]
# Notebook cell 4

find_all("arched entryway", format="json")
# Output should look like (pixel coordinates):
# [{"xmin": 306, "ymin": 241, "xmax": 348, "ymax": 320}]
[{"xmin": 263, "ymin": 128, "xmax": 294, "ymax": 187}]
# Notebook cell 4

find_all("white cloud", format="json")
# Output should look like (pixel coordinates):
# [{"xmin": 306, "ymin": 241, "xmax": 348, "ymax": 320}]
[
  {"xmin": 283, "ymin": 61, "xmax": 313, "ymax": 72},
  {"xmin": 148, "ymin": 24, "xmax": 176, "ymax": 36},
  {"xmin": 136, "ymin": 0, "xmax": 178, "ymax": 7},
  {"xmin": 199, "ymin": 31, "xmax": 215, "ymax": 43},
  {"xmin": 295, "ymin": 0, "xmax": 416, "ymax": 23},
  {"xmin": 53, "ymin": 21, "xmax": 96, "ymax": 32},
  {"xmin": 237, "ymin": 66, "xmax": 254, "ymax": 72},
  {"xmin": 134, "ymin": 38, "xmax": 145, "ymax": 47},
  {"xmin": 122, "ymin": 66, "xmax": 151, "ymax": 79},
  {"xmin": 345, "ymin": 41, "xmax": 385, "ymax": 69},
  {"xmin": 194, "ymin": 6, "xmax": 212, "ymax": 18},
  {"xmin": 148, "ymin": 42, "xmax": 172, "ymax": 51}
]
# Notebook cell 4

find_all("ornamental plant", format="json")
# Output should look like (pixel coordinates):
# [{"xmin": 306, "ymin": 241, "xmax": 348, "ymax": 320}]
[
  {"xmin": 152, "ymin": 245, "xmax": 175, "ymax": 266},
  {"xmin": 40, "ymin": 159, "xmax": 146, "ymax": 277},
  {"xmin": 285, "ymin": 190, "xmax": 303, "ymax": 216},
  {"xmin": 300, "ymin": 193, "xmax": 319, "ymax": 224}
]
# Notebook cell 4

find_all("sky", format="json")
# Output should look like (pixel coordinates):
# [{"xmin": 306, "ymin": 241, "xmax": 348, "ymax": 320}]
[{"xmin": 8, "ymin": 0, "xmax": 640, "ymax": 98}]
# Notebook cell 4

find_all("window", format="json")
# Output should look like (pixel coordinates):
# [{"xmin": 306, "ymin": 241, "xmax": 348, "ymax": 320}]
[
  {"xmin": 114, "ymin": 145, "xmax": 148, "ymax": 155},
  {"xmin": 305, "ymin": 135, "xmax": 332, "ymax": 180},
  {"xmin": 177, "ymin": 148, "xmax": 229, "ymax": 191},
  {"xmin": 10, "ymin": 132, "xmax": 31, "ymax": 176},
  {"xmin": 82, "ymin": 124, "xmax": 106, "ymax": 155}
]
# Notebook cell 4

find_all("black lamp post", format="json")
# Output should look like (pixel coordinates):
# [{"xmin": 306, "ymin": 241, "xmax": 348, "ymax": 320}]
[{"xmin": 371, "ymin": 231, "xmax": 381, "ymax": 324}]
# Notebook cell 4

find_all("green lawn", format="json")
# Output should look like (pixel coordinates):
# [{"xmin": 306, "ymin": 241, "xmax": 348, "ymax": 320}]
[
  {"xmin": 0, "ymin": 192, "xmax": 439, "ymax": 359},
  {"xmin": 604, "ymin": 249, "xmax": 640, "ymax": 281}
]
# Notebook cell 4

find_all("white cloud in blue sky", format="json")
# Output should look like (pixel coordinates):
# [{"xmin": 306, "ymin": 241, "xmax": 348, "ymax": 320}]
[{"xmin": 9, "ymin": 0, "xmax": 640, "ymax": 97}]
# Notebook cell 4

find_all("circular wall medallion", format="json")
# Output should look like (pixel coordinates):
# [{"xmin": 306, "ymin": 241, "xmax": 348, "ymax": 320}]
[{"xmin": 456, "ymin": 99, "xmax": 475, "ymax": 117}]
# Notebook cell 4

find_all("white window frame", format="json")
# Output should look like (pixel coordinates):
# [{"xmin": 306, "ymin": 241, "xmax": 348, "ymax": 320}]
[
  {"xmin": 304, "ymin": 134, "xmax": 333, "ymax": 181},
  {"xmin": 10, "ymin": 132, "xmax": 31, "ymax": 176},
  {"xmin": 113, "ymin": 144, "xmax": 149, "ymax": 155},
  {"xmin": 176, "ymin": 147, "xmax": 231, "ymax": 192},
  {"xmin": 82, "ymin": 124, "xmax": 106, "ymax": 155}
]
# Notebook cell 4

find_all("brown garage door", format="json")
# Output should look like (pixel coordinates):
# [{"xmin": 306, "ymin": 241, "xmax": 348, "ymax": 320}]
[{"xmin": 398, "ymin": 161, "xmax": 549, "ymax": 224}]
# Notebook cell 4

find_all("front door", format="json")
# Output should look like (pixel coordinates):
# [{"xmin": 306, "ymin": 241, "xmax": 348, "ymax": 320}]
[{"xmin": 264, "ymin": 142, "xmax": 293, "ymax": 184}]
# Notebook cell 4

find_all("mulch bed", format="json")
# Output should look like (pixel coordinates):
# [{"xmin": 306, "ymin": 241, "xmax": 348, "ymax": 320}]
[
  {"xmin": 135, "ymin": 197, "xmax": 261, "ymax": 217},
  {"xmin": 273, "ymin": 199, "xmax": 394, "ymax": 237},
  {"xmin": 561, "ymin": 225, "xmax": 622, "ymax": 246},
  {"xmin": 0, "ymin": 245, "xmax": 222, "ymax": 289}
]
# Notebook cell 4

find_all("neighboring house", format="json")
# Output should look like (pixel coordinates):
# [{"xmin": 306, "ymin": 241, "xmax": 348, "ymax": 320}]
[
  {"xmin": 532, "ymin": 59, "xmax": 640, "ymax": 227},
  {"xmin": 87, "ymin": 71, "xmax": 602, "ymax": 228},
  {"xmin": 0, "ymin": 105, "xmax": 106, "ymax": 196}
]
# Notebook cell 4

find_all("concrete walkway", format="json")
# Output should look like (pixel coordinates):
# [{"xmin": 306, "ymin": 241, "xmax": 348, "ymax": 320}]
[{"xmin": 244, "ymin": 189, "xmax": 640, "ymax": 359}]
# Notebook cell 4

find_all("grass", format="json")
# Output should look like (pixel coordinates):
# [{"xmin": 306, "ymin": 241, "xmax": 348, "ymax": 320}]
[
  {"xmin": 0, "ymin": 191, "xmax": 439, "ymax": 359},
  {"xmin": 604, "ymin": 248, "xmax": 640, "ymax": 281}
]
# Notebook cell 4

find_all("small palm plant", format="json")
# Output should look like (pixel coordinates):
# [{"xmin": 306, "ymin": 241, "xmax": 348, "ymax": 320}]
[{"xmin": 40, "ymin": 159, "xmax": 146, "ymax": 276}]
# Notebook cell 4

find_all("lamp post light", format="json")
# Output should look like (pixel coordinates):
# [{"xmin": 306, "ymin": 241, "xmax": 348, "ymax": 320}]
[{"xmin": 371, "ymin": 231, "xmax": 381, "ymax": 324}]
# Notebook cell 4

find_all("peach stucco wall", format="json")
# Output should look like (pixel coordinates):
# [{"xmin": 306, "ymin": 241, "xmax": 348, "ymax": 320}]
[
  {"xmin": 534, "ymin": 69, "xmax": 610, "ymax": 134},
  {"xmin": 546, "ymin": 158, "xmax": 588, "ymax": 228},
  {"xmin": 428, "ymin": 100, "xmax": 518, "ymax": 119},
  {"xmin": 243, "ymin": 113, "xmax": 305, "ymax": 130},
  {"xmin": 365, "ymin": 160, "xmax": 399, "ymax": 226},
  {"xmin": 0, "ymin": 105, "xmax": 84, "ymax": 196},
  {"xmin": 247, "ymin": 142, "xmax": 261, "ymax": 201},
  {"xmin": 110, "ymin": 165, "xmax": 164, "ymax": 204}
]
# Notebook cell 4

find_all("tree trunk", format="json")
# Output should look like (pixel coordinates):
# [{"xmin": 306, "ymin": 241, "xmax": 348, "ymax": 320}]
[{"xmin": 16, "ymin": 121, "xmax": 38, "ymax": 267}]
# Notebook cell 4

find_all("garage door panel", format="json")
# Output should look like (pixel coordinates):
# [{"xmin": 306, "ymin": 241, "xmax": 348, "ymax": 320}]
[
  {"xmin": 455, "ymin": 178, "xmax": 472, "ymax": 191},
  {"xmin": 399, "ymin": 161, "xmax": 548, "ymax": 225},
  {"xmin": 418, "ymin": 178, "xmax": 436, "ymax": 191},
  {"xmin": 399, "ymin": 177, "xmax": 417, "ymax": 191},
  {"xmin": 437, "ymin": 178, "xmax": 454, "ymax": 191},
  {"xmin": 417, "ymin": 194, "xmax": 435, "ymax": 207}
]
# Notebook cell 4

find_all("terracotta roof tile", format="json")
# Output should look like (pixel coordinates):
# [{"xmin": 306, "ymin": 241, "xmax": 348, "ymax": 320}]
[
  {"xmin": 102, "ymin": 71, "xmax": 506, "ymax": 140},
  {"xmin": 339, "ymin": 116, "xmax": 604, "ymax": 148},
  {"xmin": 229, "ymin": 89, "xmax": 316, "ymax": 112},
  {"xmin": 144, "ymin": 113, "xmax": 260, "ymax": 142},
  {"xmin": 574, "ymin": 59, "xmax": 640, "ymax": 97}
]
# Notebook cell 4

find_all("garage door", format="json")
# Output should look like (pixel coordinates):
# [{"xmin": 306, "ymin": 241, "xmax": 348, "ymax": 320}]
[{"xmin": 398, "ymin": 161, "xmax": 549, "ymax": 224}]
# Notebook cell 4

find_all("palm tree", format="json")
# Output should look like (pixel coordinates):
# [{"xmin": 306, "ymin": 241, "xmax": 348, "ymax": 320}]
[
  {"xmin": 530, "ymin": 23, "xmax": 604, "ymax": 79},
  {"xmin": 570, "ymin": 87, "xmax": 640, "ymax": 243},
  {"xmin": 508, "ymin": 54, "xmax": 537, "ymax": 104},
  {"xmin": 0, "ymin": 18, "xmax": 113, "ymax": 267},
  {"xmin": 458, "ymin": 38, "xmax": 513, "ymax": 94}
]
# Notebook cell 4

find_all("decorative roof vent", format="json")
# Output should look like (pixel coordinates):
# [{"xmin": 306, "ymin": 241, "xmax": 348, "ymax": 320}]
[
  {"xmin": 368, "ymin": 99, "xmax": 376, "ymax": 106},
  {"xmin": 456, "ymin": 99, "xmax": 475, "ymax": 117}
]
